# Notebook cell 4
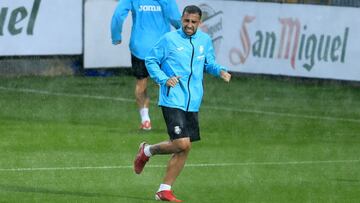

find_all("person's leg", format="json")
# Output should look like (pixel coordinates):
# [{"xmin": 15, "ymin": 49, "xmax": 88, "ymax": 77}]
[
  {"xmin": 162, "ymin": 144, "xmax": 190, "ymax": 186},
  {"xmin": 131, "ymin": 54, "xmax": 151, "ymax": 130},
  {"xmin": 150, "ymin": 138, "xmax": 190, "ymax": 202},
  {"xmin": 134, "ymin": 107, "xmax": 194, "ymax": 202},
  {"xmin": 135, "ymin": 77, "xmax": 151, "ymax": 129},
  {"xmin": 134, "ymin": 139, "xmax": 190, "ymax": 202},
  {"xmin": 135, "ymin": 77, "xmax": 150, "ymax": 109},
  {"xmin": 156, "ymin": 110, "xmax": 199, "ymax": 197},
  {"xmin": 149, "ymin": 138, "xmax": 190, "ymax": 155},
  {"xmin": 134, "ymin": 137, "xmax": 190, "ymax": 176}
]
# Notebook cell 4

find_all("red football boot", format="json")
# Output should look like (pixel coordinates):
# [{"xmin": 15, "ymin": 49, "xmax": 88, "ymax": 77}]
[
  {"xmin": 155, "ymin": 190, "xmax": 182, "ymax": 202},
  {"xmin": 133, "ymin": 142, "xmax": 149, "ymax": 174},
  {"xmin": 140, "ymin": 120, "xmax": 152, "ymax": 130}
]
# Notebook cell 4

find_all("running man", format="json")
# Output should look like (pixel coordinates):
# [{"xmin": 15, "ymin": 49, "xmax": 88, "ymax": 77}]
[
  {"xmin": 111, "ymin": 0, "xmax": 181, "ymax": 130},
  {"xmin": 134, "ymin": 5, "xmax": 231, "ymax": 202}
]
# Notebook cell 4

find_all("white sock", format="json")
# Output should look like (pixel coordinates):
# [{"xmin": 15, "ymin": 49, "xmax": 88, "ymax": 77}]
[
  {"xmin": 144, "ymin": 145, "xmax": 152, "ymax": 157},
  {"xmin": 157, "ymin": 184, "xmax": 171, "ymax": 192},
  {"xmin": 140, "ymin": 108, "xmax": 150, "ymax": 123}
]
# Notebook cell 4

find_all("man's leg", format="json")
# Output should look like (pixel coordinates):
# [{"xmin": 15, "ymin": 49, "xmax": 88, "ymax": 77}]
[
  {"xmin": 134, "ymin": 138, "xmax": 190, "ymax": 202},
  {"xmin": 135, "ymin": 138, "xmax": 191, "ymax": 175},
  {"xmin": 135, "ymin": 77, "xmax": 151, "ymax": 130},
  {"xmin": 162, "ymin": 146, "xmax": 190, "ymax": 185},
  {"xmin": 154, "ymin": 138, "xmax": 190, "ymax": 202},
  {"xmin": 154, "ymin": 151, "xmax": 188, "ymax": 202},
  {"xmin": 152, "ymin": 138, "xmax": 191, "ymax": 185}
]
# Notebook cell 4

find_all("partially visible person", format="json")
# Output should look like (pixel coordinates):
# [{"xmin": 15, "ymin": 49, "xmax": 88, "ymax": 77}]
[
  {"xmin": 111, "ymin": 0, "xmax": 181, "ymax": 130},
  {"xmin": 134, "ymin": 5, "xmax": 231, "ymax": 202}
]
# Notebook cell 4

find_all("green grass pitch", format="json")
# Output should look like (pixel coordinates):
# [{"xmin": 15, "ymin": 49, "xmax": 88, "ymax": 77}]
[{"xmin": 0, "ymin": 74, "xmax": 359, "ymax": 202}]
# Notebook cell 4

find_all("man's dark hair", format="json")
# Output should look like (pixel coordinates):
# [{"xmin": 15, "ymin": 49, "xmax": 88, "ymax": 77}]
[{"xmin": 182, "ymin": 5, "xmax": 202, "ymax": 18}]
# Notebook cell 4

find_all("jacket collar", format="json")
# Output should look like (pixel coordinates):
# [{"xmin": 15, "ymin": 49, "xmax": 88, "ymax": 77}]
[{"xmin": 178, "ymin": 28, "xmax": 199, "ymax": 39}]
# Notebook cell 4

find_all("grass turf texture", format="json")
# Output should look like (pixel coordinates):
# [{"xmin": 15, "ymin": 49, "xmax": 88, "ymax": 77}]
[{"xmin": 0, "ymin": 74, "xmax": 359, "ymax": 202}]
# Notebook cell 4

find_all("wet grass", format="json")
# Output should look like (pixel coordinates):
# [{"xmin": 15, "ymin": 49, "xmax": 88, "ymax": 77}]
[{"xmin": 0, "ymin": 74, "xmax": 359, "ymax": 202}]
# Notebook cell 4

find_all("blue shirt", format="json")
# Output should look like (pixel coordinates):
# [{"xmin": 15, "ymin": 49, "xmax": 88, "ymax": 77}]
[
  {"xmin": 111, "ymin": 0, "xmax": 181, "ymax": 59},
  {"xmin": 145, "ymin": 28, "xmax": 227, "ymax": 112}
]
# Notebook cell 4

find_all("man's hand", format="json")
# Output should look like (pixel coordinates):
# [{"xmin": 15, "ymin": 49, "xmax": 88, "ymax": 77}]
[
  {"xmin": 114, "ymin": 40, "xmax": 122, "ymax": 45},
  {"xmin": 220, "ymin": 70, "xmax": 231, "ymax": 82},
  {"xmin": 166, "ymin": 76, "xmax": 181, "ymax": 87}
]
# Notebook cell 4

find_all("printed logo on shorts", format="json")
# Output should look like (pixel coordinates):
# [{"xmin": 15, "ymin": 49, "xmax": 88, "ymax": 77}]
[{"xmin": 174, "ymin": 126, "xmax": 182, "ymax": 135}]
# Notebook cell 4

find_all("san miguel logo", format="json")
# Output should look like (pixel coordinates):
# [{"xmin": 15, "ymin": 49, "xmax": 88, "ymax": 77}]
[
  {"xmin": 198, "ymin": 4, "xmax": 223, "ymax": 55},
  {"xmin": 0, "ymin": 0, "xmax": 41, "ymax": 36},
  {"xmin": 230, "ymin": 15, "xmax": 349, "ymax": 71}
]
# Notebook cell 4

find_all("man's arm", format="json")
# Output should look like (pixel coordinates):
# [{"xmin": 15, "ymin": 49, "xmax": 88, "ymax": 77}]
[
  {"xmin": 203, "ymin": 35, "xmax": 231, "ymax": 82},
  {"xmin": 167, "ymin": 0, "xmax": 181, "ymax": 29},
  {"xmin": 145, "ymin": 37, "xmax": 170, "ymax": 85},
  {"xmin": 110, "ymin": 0, "xmax": 132, "ymax": 45}
]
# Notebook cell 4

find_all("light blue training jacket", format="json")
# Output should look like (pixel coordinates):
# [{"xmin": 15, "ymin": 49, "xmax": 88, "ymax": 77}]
[
  {"xmin": 145, "ymin": 28, "xmax": 228, "ymax": 112},
  {"xmin": 111, "ymin": 0, "xmax": 181, "ymax": 60}
]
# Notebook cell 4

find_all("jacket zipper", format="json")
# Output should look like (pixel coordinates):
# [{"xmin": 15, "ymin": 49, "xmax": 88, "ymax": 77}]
[
  {"xmin": 186, "ymin": 37, "xmax": 194, "ymax": 111},
  {"xmin": 166, "ymin": 86, "xmax": 171, "ymax": 96}
]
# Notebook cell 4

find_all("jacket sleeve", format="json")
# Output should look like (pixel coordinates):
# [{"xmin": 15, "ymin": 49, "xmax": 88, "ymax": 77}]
[
  {"xmin": 145, "ymin": 37, "xmax": 170, "ymax": 85},
  {"xmin": 111, "ymin": 0, "xmax": 131, "ymax": 44},
  {"xmin": 166, "ymin": 0, "xmax": 181, "ymax": 29},
  {"xmin": 204, "ymin": 37, "xmax": 228, "ymax": 76}
]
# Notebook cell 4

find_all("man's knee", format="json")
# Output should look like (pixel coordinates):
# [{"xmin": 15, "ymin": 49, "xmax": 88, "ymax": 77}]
[
  {"xmin": 136, "ymin": 79, "xmax": 148, "ymax": 93},
  {"xmin": 173, "ymin": 138, "xmax": 191, "ymax": 153}
]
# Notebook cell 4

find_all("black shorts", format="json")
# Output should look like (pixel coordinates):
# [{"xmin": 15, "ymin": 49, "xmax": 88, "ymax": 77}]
[
  {"xmin": 131, "ymin": 54, "xmax": 149, "ymax": 79},
  {"xmin": 161, "ymin": 106, "xmax": 200, "ymax": 142}
]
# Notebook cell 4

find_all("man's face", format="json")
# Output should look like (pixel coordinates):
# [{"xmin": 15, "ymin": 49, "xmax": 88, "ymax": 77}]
[{"xmin": 181, "ymin": 12, "xmax": 201, "ymax": 36}]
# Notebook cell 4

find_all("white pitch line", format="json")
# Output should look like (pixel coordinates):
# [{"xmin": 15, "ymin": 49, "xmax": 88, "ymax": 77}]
[
  {"xmin": 203, "ymin": 106, "xmax": 360, "ymax": 123},
  {"xmin": 0, "ymin": 86, "xmax": 134, "ymax": 103},
  {"xmin": 1, "ymin": 86, "xmax": 360, "ymax": 123},
  {"xmin": 0, "ymin": 159, "xmax": 359, "ymax": 172}
]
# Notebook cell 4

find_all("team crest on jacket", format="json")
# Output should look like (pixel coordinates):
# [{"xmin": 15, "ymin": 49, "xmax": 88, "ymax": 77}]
[
  {"xmin": 174, "ymin": 126, "xmax": 182, "ymax": 135},
  {"xmin": 199, "ymin": 45, "xmax": 204, "ymax": 54}
]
